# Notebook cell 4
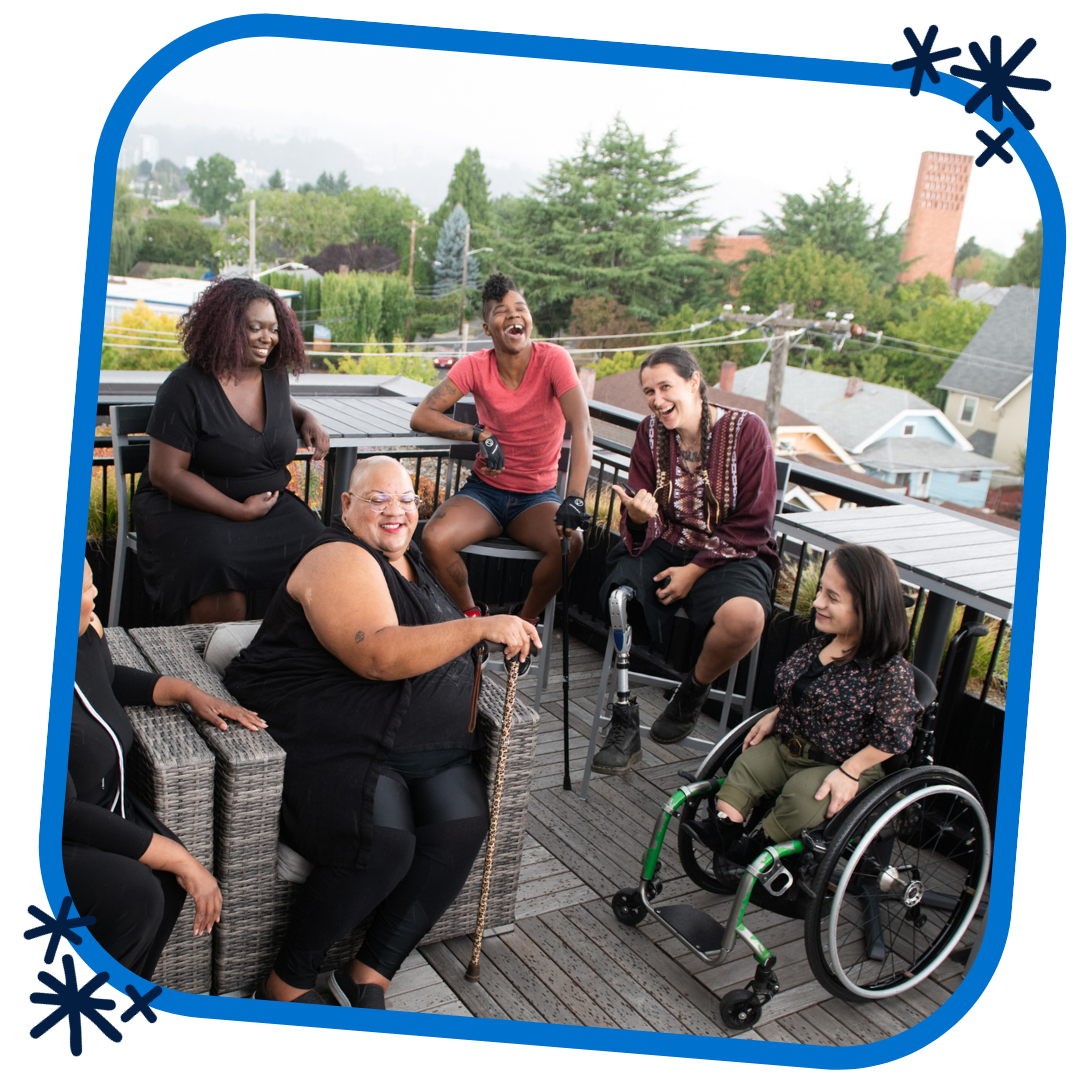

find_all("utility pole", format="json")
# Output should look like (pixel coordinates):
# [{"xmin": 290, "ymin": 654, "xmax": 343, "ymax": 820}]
[
  {"xmin": 764, "ymin": 303, "xmax": 795, "ymax": 446},
  {"xmin": 401, "ymin": 218, "xmax": 419, "ymax": 341},
  {"xmin": 248, "ymin": 199, "xmax": 256, "ymax": 279},
  {"xmin": 459, "ymin": 221, "xmax": 471, "ymax": 350}
]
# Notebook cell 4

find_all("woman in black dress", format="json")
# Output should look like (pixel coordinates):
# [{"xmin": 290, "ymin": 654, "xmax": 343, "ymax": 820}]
[
  {"xmin": 132, "ymin": 277, "xmax": 329, "ymax": 624},
  {"xmin": 65, "ymin": 560, "xmax": 265, "ymax": 977}
]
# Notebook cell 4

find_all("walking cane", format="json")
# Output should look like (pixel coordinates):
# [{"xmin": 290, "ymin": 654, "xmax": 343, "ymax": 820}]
[
  {"xmin": 561, "ymin": 535, "xmax": 572, "ymax": 791},
  {"xmin": 465, "ymin": 657, "xmax": 520, "ymax": 981}
]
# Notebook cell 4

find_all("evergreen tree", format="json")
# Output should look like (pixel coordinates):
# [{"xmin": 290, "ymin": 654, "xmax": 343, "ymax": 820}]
[
  {"xmin": 431, "ymin": 148, "xmax": 491, "ymax": 231},
  {"xmin": 434, "ymin": 204, "xmax": 478, "ymax": 297},
  {"xmin": 267, "ymin": 169, "xmax": 285, "ymax": 190},
  {"xmin": 501, "ymin": 116, "xmax": 723, "ymax": 333},
  {"xmin": 316, "ymin": 170, "xmax": 350, "ymax": 196},
  {"xmin": 760, "ymin": 174, "xmax": 907, "ymax": 290}
]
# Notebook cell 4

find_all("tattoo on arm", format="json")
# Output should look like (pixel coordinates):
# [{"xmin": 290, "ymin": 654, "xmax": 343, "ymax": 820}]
[
  {"xmin": 354, "ymin": 630, "xmax": 366, "ymax": 643},
  {"xmin": 426, "ymin": 380, "xmax": 461, "ymax": 412}
]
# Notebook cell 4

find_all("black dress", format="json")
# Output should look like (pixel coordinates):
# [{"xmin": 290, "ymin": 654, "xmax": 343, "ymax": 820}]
[
  {"xmin": 63, "ymin": 628, "xmax": 187, "ymax": 979},
  {"xmin": 224, "ymin": 523, "xmax": 482, "ymax": 869},
  {"xmin": 131, "ymin": 361, "xmax": 325, "ymax": 618}
]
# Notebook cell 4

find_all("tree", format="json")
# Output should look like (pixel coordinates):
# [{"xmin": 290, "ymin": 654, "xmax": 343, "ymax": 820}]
[
  {"xmin": 879, "ymin": 295, "xmax": 992, "ymax": 400},
  {"xmin": 997, "ymin": 220, "xmax": 1042, "ymax": 287},
  {"xmin": 101, "ymin": 302, "xmax": 185, "ymax": 371},
  {"xmin": 135, "ymin": 212, "xmax": 217, "ymax": 270},
  {"xmin": 267, "ymin": 169, "xmax": 285, "ymax": 190},
  {"xmin": 109, "ymin": 171, "xmax": 146, "ymax": 274},
  {"xmin": 315, "ymin": 170, "xmax": 349, "ymax": 196},
  {"xmin": 760, "ymin": 174, "xmax": 907, "ymax": 290},
  {"xmin": 567, "ymin": 296, "xmax": 652, "ymax": 353},
  {"xmin": 151, "ymin": 158, "xmax": 187, "ymax": 199},
  {"xmin": 738, "ymin": 239, "xmax": 889, "ymax": 326},
  {"xmin": 186, "ymin": 153, "xmax": 244, "ymax": 217},
  {"xmin": 301, "ymin": 242, "xmax": 400, "ymax": 276},
  {"xmin": 501, "ymin": 116, "xmax": 723, "ymax": 333},
  {"xmin": 433, "ymin": 205, "xmax": 479, "ymax": 297},
  {"xmin": 431, "ymin": 148, "xmax": 491, "ymax": 231}
]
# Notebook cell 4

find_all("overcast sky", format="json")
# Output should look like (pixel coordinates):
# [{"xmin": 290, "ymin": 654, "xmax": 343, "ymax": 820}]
[{"xmin": 131, "ymin": 37, "xmax": 1042, "ymax": 257}]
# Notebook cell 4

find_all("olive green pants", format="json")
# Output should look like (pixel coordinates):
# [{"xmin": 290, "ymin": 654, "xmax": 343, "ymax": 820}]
[{"xmin": 719, "ymin": 735, "xmax": 885, "ymax": 843}]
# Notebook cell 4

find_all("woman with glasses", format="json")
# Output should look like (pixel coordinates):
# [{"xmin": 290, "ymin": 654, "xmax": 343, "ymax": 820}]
[{"xmin": 224, "ymin": 456, "xmax": 540, "ymax": 1007}]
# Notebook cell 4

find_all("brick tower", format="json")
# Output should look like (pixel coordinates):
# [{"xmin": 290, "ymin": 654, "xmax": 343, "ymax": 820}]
[{"xmin": 897, "ymin": 151, "xmax": 973, "ymax": 283}]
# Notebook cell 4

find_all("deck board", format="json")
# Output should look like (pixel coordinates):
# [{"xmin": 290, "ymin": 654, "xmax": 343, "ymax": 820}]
[{"xmin": 377, "ymin": 629, "xmax": 975, "ymax": 1046}]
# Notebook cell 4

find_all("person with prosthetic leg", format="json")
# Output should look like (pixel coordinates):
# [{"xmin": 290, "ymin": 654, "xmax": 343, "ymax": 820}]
[{"xmin": 591, "ymin": 346, "xmax": 779, "ymax": 776}]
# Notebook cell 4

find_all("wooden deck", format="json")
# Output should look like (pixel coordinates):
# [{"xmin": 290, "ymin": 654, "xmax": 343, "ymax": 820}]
[{"xmin": 370, "ymin": 631, "xmax": 978, "ymax": 1044}]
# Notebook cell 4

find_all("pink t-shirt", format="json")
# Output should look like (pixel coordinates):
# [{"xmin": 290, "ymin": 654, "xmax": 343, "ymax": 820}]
[{"xmin": 448, "ymin": 341, "xmax": 580, "ymax": 493}]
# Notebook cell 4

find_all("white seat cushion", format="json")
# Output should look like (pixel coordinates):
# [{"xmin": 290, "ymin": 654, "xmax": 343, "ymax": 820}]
[{"xmin": 203, "ymin": 621, "xmax": 262, "ymax": 677}]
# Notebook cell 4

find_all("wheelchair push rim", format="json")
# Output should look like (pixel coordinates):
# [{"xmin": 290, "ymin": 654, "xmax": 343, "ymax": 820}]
[{"xmin": 806, "ymin": 775, "xmax": 991, "ymax": 1001}]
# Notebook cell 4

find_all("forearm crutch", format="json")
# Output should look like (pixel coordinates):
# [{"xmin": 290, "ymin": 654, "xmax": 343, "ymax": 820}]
[
  {"xmin": 465, "ymin": 658, "xmax": 520, "ymax": 981},
  {"xmin": 561, "ymin": 535, "xmax": 572, "ymax": 791}
]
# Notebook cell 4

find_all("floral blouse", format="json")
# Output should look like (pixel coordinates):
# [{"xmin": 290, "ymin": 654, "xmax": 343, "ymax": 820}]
[{"xmin": 772, "ymin": 638, "xmax": 922, "ymax": 762}]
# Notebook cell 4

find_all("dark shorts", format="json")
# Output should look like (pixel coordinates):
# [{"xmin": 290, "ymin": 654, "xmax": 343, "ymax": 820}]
[
  {"xmin": 600, "ymin": 537, "xmax": 774, "ymax": 650},
  {"xmin": 454, "ymin": 474, "xmax": 560, "ymax": 531}
]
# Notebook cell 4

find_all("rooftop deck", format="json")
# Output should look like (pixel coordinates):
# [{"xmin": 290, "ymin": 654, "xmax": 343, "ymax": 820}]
[{"xmin": 372, "ymin": 630, "xmax": 977, "ymax": 1043}]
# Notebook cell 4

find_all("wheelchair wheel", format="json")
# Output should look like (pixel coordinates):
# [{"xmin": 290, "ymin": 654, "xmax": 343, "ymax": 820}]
[
  {"xmin": 676, "ymin": 715, "xmax": 757, "ymax": 893},
  {"xmin": 612, "ymin": 888, "xmax": 648, "ymax": 926},
  {"xmin": 804, "ymin": 766, "xmax": 991, "ymax": 1002}
]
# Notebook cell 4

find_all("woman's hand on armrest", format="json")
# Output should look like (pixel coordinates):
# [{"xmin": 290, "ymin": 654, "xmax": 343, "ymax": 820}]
[
  {"xmin": 814, "ymin": 745, "xmax": 894, "ymax": 818},
  {"xmin": 153, "ymin": 677, "xmax": 267, "ymax": 731}
]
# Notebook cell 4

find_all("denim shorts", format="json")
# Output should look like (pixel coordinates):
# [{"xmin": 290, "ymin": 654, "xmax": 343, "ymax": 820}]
[{"xmin": 455, "ymin": 475, "xmax": 561, "ymax": 531}]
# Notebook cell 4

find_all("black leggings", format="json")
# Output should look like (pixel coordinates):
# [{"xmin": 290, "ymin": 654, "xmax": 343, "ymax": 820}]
[{"xmin": 274, "ymin": 761, "xmax": 488, "ymax": 989}]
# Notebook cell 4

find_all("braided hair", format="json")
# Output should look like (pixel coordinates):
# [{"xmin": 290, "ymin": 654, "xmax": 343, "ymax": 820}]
[{"xmin": 639, "ymin": 346, "xmax": 721, "ymax": 531}]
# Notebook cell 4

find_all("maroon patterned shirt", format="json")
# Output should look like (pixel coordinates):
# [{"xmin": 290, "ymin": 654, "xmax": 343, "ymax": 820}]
[
  {"xmin": 773, "ymin": 639, "xmax": 922, "ymax": 761},
  {"xmin": 620, "ymin": 409, "xmax": 779, "ymax": 574}
]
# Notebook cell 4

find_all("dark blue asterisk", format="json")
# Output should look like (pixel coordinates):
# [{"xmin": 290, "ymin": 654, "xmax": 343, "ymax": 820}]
[
  {"xmin": 951, "ymin": 37, "xmax": 1051, "ymax": 130},
  {"xmin": 975, "ymin": 127, "xmax": 1016, "ymax": 166},
  {"xmin": 30, "ymin": 954, "xmax": 121, "ymax": 1056},
  {"xmin": 892, "ymin": 26, "xmax": 962, "ymax": 96},
  {"xmin": 25, "ymin": 897, "xmax": 96, "ymax": 964}
]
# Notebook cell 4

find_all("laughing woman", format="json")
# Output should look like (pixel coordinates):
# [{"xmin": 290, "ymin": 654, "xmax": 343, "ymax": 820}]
[
  {"xmin": 131, "ymin": 277, "xmax": 328, "ymax": 624},
  {"xmin": 591, "ymin": 346, "xmax": 780, "ymax": 775}
]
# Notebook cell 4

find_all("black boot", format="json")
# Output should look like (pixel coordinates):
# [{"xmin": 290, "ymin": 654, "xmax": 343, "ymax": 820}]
[
  {"xmin": 650, "ymin": 673, "xmax": 712, "ymax": 744},
  {"xmin": 591, "ymin": 700, "xmax": 642, "ymax": 775}
]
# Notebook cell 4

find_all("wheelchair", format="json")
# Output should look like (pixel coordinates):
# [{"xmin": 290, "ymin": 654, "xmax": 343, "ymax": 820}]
[{"xmin": 610, "ymin": 625, "xmax": 993, "ymax": 1031}]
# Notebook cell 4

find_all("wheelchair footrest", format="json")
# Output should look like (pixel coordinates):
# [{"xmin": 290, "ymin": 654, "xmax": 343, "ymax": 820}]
[{"xmin": 654, "ymin": 905, "xmax": 727, "ymax": 953}]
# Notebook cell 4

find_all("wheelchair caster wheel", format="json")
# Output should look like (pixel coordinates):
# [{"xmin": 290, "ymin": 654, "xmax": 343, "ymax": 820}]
[
  {"xmin": 612, "ymin": 888, "xmax": 648, "ymax": 926},
  {"xmin": 719, "ymin": 989, "xmax": 762, "ymax": 1031}
]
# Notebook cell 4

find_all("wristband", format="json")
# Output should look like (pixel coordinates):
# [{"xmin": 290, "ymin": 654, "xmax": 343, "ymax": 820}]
[
  {"xmin": 838, "ymin": 765, "xmax": 858, "ymax": 782},
  {"xmin": 472, "ymin": 424, "xmax": 483, "ymax": 443}
]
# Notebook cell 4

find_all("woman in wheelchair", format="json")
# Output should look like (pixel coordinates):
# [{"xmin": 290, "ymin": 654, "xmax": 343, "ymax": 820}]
[{"xmin": 709, "ymin": 542, "xmax": 921, "ymax": 891}]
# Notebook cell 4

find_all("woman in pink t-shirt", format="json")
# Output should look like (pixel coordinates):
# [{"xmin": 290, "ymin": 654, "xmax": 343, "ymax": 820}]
[{"xmin": 409, "ymin": 274, "xmax": 594, "ymax": 628}]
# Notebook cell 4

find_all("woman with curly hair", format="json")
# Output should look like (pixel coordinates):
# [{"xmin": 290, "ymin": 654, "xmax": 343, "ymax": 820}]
[
  {"xmin": 591, "ymin": 346, "xmax": 779, "ymax": 775},
  {"xmin": 131, "ymin": 277, "xmax": 328, "ymax": 623}
]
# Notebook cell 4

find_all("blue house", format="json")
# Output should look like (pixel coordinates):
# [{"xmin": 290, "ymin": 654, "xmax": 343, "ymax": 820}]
[{"xmin": 731, "ymin": 363, "xmax": 1009, "ymax": 509}]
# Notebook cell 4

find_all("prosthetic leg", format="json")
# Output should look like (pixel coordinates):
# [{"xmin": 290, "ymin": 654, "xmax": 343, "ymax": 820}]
[{"xmin": 590, "ymin": 587, "xmax": 643, "ymax": 775}]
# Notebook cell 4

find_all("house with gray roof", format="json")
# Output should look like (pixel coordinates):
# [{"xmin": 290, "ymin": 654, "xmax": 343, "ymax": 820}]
[
  {"xmin": 936, "ymin": 284, "xmax": 1037, "ymax": 476},
  {"xmin": 731, "ymin": 362, "xmax": 1007, "ymax": 509}
]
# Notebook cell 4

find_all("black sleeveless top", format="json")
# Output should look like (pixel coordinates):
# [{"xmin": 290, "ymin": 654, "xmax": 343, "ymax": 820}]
[{"xmin": 224, "ymin": 522, "xmax": 480, "ymax": 868}]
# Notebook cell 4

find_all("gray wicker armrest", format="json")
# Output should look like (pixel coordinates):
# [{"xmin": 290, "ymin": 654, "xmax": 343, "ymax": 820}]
[
  {"xmin": 128, "ymin": 625, "xmax": 287, "ymax": 996},
  {"xmin": 103, "ymin": 627, "xmax": 215, "ymax": 994}
]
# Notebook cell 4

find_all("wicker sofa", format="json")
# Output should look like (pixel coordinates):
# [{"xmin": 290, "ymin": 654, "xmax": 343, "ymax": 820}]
[{"xmin": 108, "ymin": 623, "xmax": 540, "ymax": 997}]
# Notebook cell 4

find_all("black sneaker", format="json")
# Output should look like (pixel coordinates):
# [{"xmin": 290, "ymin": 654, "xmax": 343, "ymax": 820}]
[
  {"xmin": 650, "ymin": 675, "xmax": 712, "ymax": 744},
  {"xmin": 328, "ymin": 965, "xmax": 387, "ymax": 1009},
  {"xmin": 590, "ymin": 700, "xmax": 642, "ymax": 775}
]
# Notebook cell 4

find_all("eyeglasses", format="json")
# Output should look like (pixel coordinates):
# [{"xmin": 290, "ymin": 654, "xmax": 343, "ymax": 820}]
[{"xmin": 350, "ymin": 492, "xmax": 422, "ymax": 512}]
